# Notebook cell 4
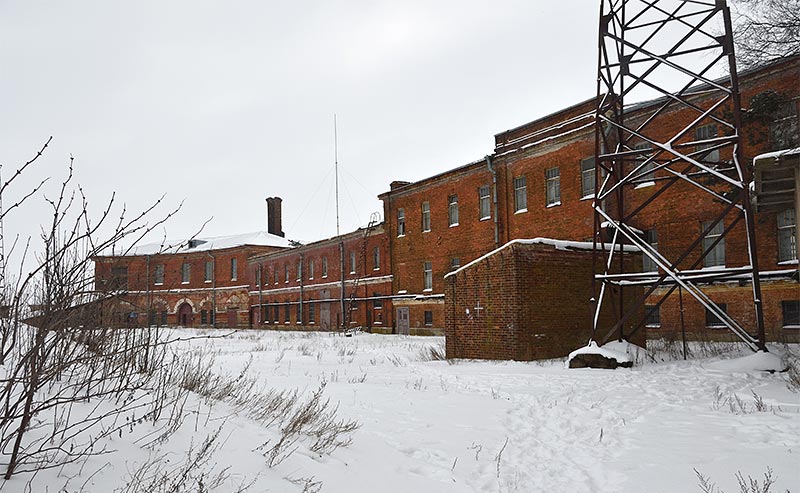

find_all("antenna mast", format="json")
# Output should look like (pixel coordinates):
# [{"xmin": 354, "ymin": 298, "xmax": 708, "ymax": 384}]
[{"xmin": 335, "ymin": 115, "xmax": 346, "ymax": 329}]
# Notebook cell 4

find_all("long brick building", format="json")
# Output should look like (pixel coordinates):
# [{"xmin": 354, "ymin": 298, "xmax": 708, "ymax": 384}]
[{"xmin": 94, "ymin": 56, "xmax": 798, "ymax": 352}]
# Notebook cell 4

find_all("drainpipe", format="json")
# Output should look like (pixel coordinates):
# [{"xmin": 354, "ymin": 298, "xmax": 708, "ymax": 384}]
[
  {"xmin": 258, "ymin": 263, "xmax": 263, "ymax": 326},
  {"xmin": 208, "ymin": 251, "xmax": 216, "ymax": 328},
  {"xmin": 299, "ymin": 251, "xmax": 305, "ymax": 326},
  {"xmin": 485, "ymin": 155, "xmax": 499, "ymax": 247}
]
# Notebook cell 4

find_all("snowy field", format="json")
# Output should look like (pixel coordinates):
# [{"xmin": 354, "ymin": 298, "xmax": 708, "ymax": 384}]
[{"xmin": 2, "ymin": 329, "xmax": 798, "ymax": 493}]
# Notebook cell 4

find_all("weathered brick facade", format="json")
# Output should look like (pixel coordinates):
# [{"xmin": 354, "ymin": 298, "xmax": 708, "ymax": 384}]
[
  {"xmin": 93, "ymin": 232, "xmax": 290, "ymax": 328},
  {"xmin": 445, "ymin": 240, "xmax": 644, "ymax": 360},
  {"xmin": 247, "ymin": 224, "xmax": 394, "ymax": 332},
  {"xmin": 382, "ymin": 56, "xmax": 799, "ymax": 354}
]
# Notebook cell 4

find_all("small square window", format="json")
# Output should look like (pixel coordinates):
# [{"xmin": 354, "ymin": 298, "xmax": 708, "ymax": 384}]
[
  {"xmin": 705, "ymin": 303, "xmax": 728, "ymax": 329},
  {"xmin": 424, "ymin": 310, "xmax": 433, "ymax": 326},
  {"xmin": 644, "ymin": 305, "xmax": 660, "ymax": 328},
  {"xmin": 783, "ymin": 300, "xmax": 799, "ymax": 329}
]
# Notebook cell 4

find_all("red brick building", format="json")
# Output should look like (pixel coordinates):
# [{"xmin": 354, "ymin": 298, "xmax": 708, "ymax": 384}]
[
  {"xmin": 93, "ymin": 200, "xmax": 291, "ymax": 328},
  {"xmin": 381, "ymin": 56, "xmax": 799, "ymax": 347},
  {"xmin": 246, "ymin": 222, "xmax": 394, "ymax": 332}
]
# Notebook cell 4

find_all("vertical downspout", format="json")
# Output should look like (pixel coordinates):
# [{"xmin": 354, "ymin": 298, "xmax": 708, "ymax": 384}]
[
  {"xmin": 485, "ymin": 155, "xmax": 499, "ymax": 247},
  {"xmin": 339, "ymin": 240, "xmax": 345, "ymax": 329},
  {"xmin": 258, "ymin": 263, "xmax": 263, "ymax": 326},
  {"xmin": 209, "ymin": 252, "xmax": 216, "ymax": 328},
  {"xmin": 299, "ymin": 251, "xmax": 305, "ymax": 327}
]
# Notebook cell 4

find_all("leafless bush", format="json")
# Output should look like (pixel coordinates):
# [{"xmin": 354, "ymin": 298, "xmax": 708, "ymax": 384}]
[
  {"xmin": 695, "ymin": 466, "xmax": 776, "ymax": 493},
  {"xmin": 259, "ymin": 382, "xmax": 359, "ymax": 467},
  {"xmin": 417, "ymin": 342, "xmax": 446, "ymax": 361}
]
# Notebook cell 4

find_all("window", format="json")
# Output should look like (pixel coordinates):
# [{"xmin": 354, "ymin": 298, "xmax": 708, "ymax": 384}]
[
  {"xmin": 110, "ymin": 266, "xmax": 128, "ymax": 290},
  {"xmin": 705, "ymin": 303, "xmax": 728, "ymax": 328},
  {"xmin": 308, "ymin": 259, "xmax": 315, "ymax": 279},
  {"xmin": 448, "ymin": 195, "xmax": 459, "ymax": 226},
  {"xmin": 397, "ymin": 208, "xmax": 406, "ymax": 236},
  {"xmin": 255, "ymin": 266, "xmax": 262, "ymax": 286},
  {"xmin": 479, "ymin": 186, "xmax": 491, "ymax": 219},
  {"xmin": 421, "ymin": 202, "xmax": 431, "ymax": 232},
  {"xmin": 423, "ymin": 261, "xmax": 432, "ymax": 291},
  {"xmin": 373, "ymin": 247, "xmax": 380, "ymax": 270},
  {"xmin": 424, "ymin": 310, "xmax": 433, "ymax": 326},
  {"xmin": 545, "ymin": 168, "xmax": 560, "ymax": 206},
  {"xmin": 372, "ymin": 293, "xmax": 383, "ymax": 310},
  {"xmin": 770, "ymin": 100, "xmax": 799, "ymax": 149},
  {"xmin": 322, "ymin": 256, "xmax": 328, "ymax": 277},
  {"xmin": 634, "ymin": 142, "xmax": 655, "ymax": 184},
  {"xmin": 450, "ymin": 257, "xmax": 460, "ymax": 271},
  {"xmin": 204, "ymin": 260, "xmax": 213, "ymax": 283},
  {"xmin": 296, "ymin": 302, "xmax": 302, "ymax": 324},
  {"xmin": 297, "ymin": 261, "xmax": 302, "ymax": 281},
  {"xmin": 154, "ymin": 264, "xmax": 165, "ymax": 285},
  {"xmin": 350, "ymin": 250, "xmax": 356, "ymax": 274},
  {"xmin": 514, "ymin": 176, "xmax": 528, "ymax": 211},
  {"xmin": 181, "ymin": 262, "xmax": 191, "ymax": 284},
  {"xmin": 777, "ymin": 208, "xmax": 797, "ymax": 263},
  {"xmin": 695, "ymin": 124, "xmax": 719, "ymax": 163},
  {"xmin": 580, "ymin": 158, "xmax": 595, "ymax": 198},
  {"xmin": 273, "ymin": 305, "xmax": 280, "ymax": 323},
  {"xmin": 782, "ymin": 300, "xmax": 799, "ymax": 329},
  {"xmin": 273, "ymin": 266, "xmax": 278, "ymax": 285},
  {"xmin": 200, "ymin": 310, "xmax": 208, "ymax": 325},
  {"xmin": 161, "ymin": 311, "xmax": 168, "ymax": 325},
  {"xmin": 702, "ymin": 221, "xmax": 725, "ymax": 267},
  {"xmin": 308, "ymin": 301, "xmax": 316, "ymax": 324},
  {"xmin": 284, "ymin": 304, "xmax": 290, "ymax": 323},
  {"xmin": 642, "ymin": 229, "xmax": 659, "ymax": 272},
  {"xmin": 285, "ymin": 264, "xmax": 289, "ymax": 283},
  {"xmin": 263, "ymin": 304, "xmax": 269, "ymax": 324},
  {"xmin": 644, "ymin": 305, "xmax": 660, "ymax": 328},
  {"xmin": 230, "ymin": 258, "xmax": 237, "ymax": 280}
]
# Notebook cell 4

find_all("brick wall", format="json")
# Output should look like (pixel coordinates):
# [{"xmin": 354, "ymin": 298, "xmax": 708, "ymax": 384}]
[{"xmin": 445, "ymin": 241, "xmax": 644, "ymax": 361}]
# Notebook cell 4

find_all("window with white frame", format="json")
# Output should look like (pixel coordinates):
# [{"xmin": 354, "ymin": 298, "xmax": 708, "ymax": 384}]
[
  {"xmin": 545, "ymin": 168, "xmax": 560, "ymax": 206},
  {"xmin": 397, "ymin": 208, "xmax": 406, "ymax": 236},
  {"xmin": 308, "ymin": 259, "xmax": 314, "ymax": 279},
  {"xmin": 284, "ymin": 264, "xmax": 289, "ymax": 283},
  {"xmin": 448, "ymin": 195, "xmax": 459, "ymax": 226},
  {"xmin": 322, "ymin": 256, "xmax": 328, "ymax": 277},
  {"xmin": 154, "ymin": 264, "xmax": 165, "ymax": 285},
  {"xmin": 644, "ymin": 305, "xmax": 661, "ymax": 328},
  {"xmin": 297, "ymin": 261, "xmax": 302, "ymax": 281},
  {"xmin": 450, "ymin": 257, "xmax": 460, "ymax": 271},
  {"xmin": 634, "ymin": 142, "xmax": 655, "ymax": 184},
  {"xmin": 514, "ymin": 176, "xmax": 528, "ymax": 212},
  {"xmin": 230, "ymin": 258, "xmax": 237, "ymax": 280},
  {"xmin": 350, "ymin": 250, "xmax": 356, "ymax": 274},
  {"xmin": 695, "ymin": 124, "xmax": 719, "ymax": 163},
  {"xmin": 373, "ymin": 246, "xmax": 380, "ymax": 270},
  {"xmin": 783, "ymin": 300, "xmax": 799, "ymax": 329},
  {"xmin": 423, "ymin": 261, "xmax": 432, "ymax": 291},
  {"xmin": 580, "ymin": 158, "xmax": 595, "ymax": 198},
  {"xmin": 479, "ymin": 186, "xmax": 491, "ymax": 219},
  {"xmin": 705, "ymin": 303, "xmax": 728, "ymax": 328},
  {"xmin": 421, "ymin": 201, "xmax": 431, "ymax": 232},
  {"xmin": 181, "ymin": 262, "xmax": 191, "ymax": 284},
  {"xmin": 777, "ymin": 208, "xmax": 797, "ymax": 263},
  {"xmin": 204, "ymin": 260, "xmax": 213, "ymax": 282},
  {"xmin": 642, "ymin": 229, "xmax": 659, "ymax": 272},
  {"xmin": 702, "ymin": 221, "xmax": 725, "ymax": 267}
]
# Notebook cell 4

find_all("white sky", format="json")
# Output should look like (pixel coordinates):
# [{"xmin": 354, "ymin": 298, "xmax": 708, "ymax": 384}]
[{"xmin": 1, "ymin": 1, "xmax": 602, "ymax": 253}]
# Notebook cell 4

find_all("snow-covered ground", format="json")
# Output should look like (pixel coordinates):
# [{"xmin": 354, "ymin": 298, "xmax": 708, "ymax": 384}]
[{"xmin": 2, "ymin": 329, "xmax": 798, "ymax": 492}]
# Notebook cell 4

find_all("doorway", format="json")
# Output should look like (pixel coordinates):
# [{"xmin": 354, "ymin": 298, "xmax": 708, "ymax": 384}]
[
  {"xmin": 178, "ymin": 302, "xmax": 193, "ymax": 327},
  {"xmin": 396, "ymin": 307, "xmax": 409, "ymax": 335}
]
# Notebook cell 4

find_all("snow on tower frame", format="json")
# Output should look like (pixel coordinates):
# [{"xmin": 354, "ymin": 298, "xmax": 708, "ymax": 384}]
[{"xmin": 592, "ymin": 0, "xmax": 767, "ymax": 351}]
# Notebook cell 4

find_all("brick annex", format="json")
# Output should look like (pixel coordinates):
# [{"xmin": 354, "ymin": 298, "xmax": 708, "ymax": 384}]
[{"xmin": 95, "ymin": 56, "xmax": 799, "ymax": 360}]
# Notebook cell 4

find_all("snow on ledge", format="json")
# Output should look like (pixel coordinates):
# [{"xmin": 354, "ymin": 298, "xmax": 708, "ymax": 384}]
[
  {"xmin": 706, "ymin": 351, "xmax": 786, "ymax": 373},
  {"xmin": 753, "ymin": 147, "xmax": 800, "ymax": 163},
  {"xmin": 444, "ymin": 237, "xmax": 640, "ymax": 278}
]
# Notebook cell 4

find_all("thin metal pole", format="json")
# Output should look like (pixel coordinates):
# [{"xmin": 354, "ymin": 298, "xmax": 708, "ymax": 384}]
[
  {"xmin": 335, "ymin": 115, "xmax": 345, "ymax": 328},
  {"xmin": 679, "ymin": 286, "xmax": 687, "ymax": 360}
]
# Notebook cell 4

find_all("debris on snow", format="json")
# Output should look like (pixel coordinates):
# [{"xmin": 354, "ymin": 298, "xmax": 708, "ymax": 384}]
[
  {"xmin": 706, "ymin": 350, "xmax": 787, "ymax": 373},
  {"xmin": 567, "ymin": 341, "xmax": 633, "ymax": 369}
]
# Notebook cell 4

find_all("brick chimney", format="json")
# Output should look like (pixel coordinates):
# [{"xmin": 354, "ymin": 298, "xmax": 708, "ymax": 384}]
[{"xmin": 266, "ymin": 197, "xmax": 285, "ymax": 237}]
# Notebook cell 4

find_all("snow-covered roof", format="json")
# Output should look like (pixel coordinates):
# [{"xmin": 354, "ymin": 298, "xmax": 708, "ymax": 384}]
[
  {"xmin": 753, "ymin": 147, "xmax": 800, "ymax": 163},
  {"xmin": 444, "ymin": 237, "xmax": 640, "ymax": 279},
  {"xmin": 103, "ymin": 231, "xmax": 293, "ymax": 257}
]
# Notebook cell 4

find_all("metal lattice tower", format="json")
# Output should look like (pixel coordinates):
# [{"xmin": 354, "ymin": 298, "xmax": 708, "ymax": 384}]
[{"xmin": 592, "ymin": 0, "xmax": 767, "ymax": 351}]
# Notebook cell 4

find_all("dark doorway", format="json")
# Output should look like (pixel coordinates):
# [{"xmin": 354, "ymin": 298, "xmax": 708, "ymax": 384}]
[
  {"xmin": 178, "ymin": 302, "xmax": 193, "ymax": 327},
  {"xmin": 227, "ymin": 307, "xmax": 238, "ymax": 328}
]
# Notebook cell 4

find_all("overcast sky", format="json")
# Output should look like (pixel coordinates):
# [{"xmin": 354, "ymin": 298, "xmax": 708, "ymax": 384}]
[{"xmin": 2, "ymin": 1, "xmax": 604, "ymax": 256}]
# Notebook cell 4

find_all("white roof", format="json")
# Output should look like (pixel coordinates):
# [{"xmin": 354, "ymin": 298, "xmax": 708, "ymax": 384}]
[{"xmin": 107, "ymin": 231, "xmax": 293, "ymax": 257}]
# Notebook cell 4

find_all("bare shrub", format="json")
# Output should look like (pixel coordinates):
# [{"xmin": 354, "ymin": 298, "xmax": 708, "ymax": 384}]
[
  {"xmin": 417, "ymin": 342, "xmax": 446, "ymax": 362},
  {"xmin": 695, "ymin": 467, "xmax": 776, "ymax": 493}
]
